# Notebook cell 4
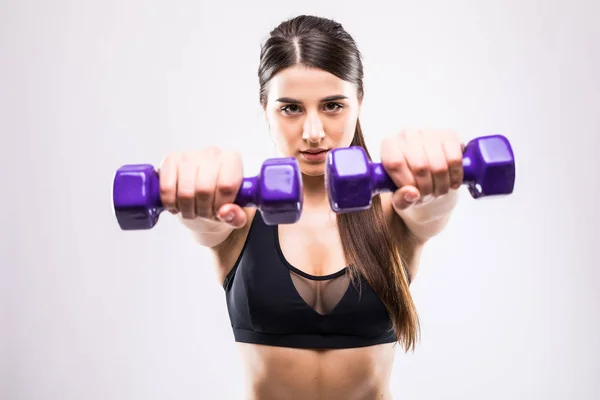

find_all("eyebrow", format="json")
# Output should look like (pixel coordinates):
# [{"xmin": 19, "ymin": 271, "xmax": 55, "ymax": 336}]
[{"xmin": 275, "ymin": 95, "xmax": 349, "ymax": 104}]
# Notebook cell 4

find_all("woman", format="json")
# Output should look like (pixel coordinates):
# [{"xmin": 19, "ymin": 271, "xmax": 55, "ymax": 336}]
[{"xmin": 159, "ymin": 14, "xmax": 462, "ymax": 400}]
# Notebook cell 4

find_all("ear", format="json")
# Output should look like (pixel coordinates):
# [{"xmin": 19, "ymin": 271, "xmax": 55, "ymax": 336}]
[
  {"xmin": 357, "ymin": 86, "xmax": 364, "ymax": 109},
  {"xmin": 262, "ymin": 106, "xmax": 270, "ymax": 128},
  {"xmin": 358, "ymin": 80, "xmax": 364, "ymax": 108}
]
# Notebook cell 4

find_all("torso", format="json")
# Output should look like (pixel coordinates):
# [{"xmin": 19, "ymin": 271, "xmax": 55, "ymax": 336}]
[
  {"xmin": 210, "ymin": 194, "xmax": 415, "ymax": 400},
  {"xmin": 237, "ymin": 341, "xmax": 396, "ymax": 400}
]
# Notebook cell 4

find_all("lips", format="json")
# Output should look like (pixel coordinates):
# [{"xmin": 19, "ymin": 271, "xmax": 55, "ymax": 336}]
[
  {"xmin": 301, "ymin": 149, "xmax": 328, "ymax": 154},
  {"xmin": 300, "ymin": 149, "xmax": 329, "ymax": 162}
]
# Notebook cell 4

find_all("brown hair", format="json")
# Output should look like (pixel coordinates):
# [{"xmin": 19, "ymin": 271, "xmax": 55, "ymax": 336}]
[{"xmin": 258, "ymin": 15, "xmax": 420, "ymax": 352}]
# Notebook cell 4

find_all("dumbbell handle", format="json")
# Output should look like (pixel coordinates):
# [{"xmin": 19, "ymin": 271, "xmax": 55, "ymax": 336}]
[{"xmin": 370, "ymin": 157, "xmax": 476, "ymax": 194}]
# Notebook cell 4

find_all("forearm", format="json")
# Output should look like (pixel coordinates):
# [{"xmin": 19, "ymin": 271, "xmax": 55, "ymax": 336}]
[
  {"xmin": 397, "ymin": 189, "xmax": 460, "ymax": 241},
  {"xmin": 177, "ymin": 214, "xmax": 235, "ymax": 248}
]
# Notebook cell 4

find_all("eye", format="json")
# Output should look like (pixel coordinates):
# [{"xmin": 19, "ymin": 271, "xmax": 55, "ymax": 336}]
[
  {"xmin": 323, "ymin": 102, "xmax": 343, "ymax": 112},
  {"xmin": 281, "ymin": 104, "xmax": 302, "ymax": 114}
]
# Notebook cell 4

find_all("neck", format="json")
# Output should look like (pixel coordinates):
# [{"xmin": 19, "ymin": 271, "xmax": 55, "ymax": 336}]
[{"xmin": 301, "ymin": 173, "xmax": 329, "ymax": 208}]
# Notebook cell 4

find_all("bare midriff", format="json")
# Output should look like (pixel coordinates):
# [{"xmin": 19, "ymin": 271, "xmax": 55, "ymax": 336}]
[{"xmin": 237, "ymin": 342, "xmax": 397, "ymax": 400}]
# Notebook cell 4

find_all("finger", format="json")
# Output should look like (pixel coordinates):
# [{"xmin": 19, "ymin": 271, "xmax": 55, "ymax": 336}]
[
  {"xmin": 213, "ymin": 151, "xmax": 243, "ymax": 211},
  {"xmin": 194, "ymin": 153, "xmax": 220, "ymax": 220},
  {"xmin": 403, "ymin": 130, "xmax": 434, "ymax": 198},
  {"xmin": 158, "ymin": 154, "xmax": 179, "ymax": 214},
  {"xmin": 177, "ymin": 154, "xmax": 198, "ymax": 219},
  {"xmin": 391, "ymin": 185, "xmax": 421, "ymax": 211},
  {"xmin": 423, "ymin": 130, "xmax": 450, "ymax": 197},
  {"xmin": 380, "ymin": 135, "xmax": 416, "ymax": 190},
  {"xmin": 214, "ymin": 151, "xmax": 246, "ymax": 227},
  {"xmin": 443, "ymin": 131, "xmax": 464, "ymax": 190},
  {"xmin": 216, "ymin": 203, "xmax": 248, "ymax": 229}
]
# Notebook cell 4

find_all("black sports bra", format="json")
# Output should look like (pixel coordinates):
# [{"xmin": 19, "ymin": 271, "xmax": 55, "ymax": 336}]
[{"xmin": 223, "ymin": 211, "xmax": 398, "ymax": 349}]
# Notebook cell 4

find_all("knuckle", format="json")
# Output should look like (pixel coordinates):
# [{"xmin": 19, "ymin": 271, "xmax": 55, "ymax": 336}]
[
  {"xmin": 217, "ymin": 181, "xmax": 239, "ymax": 197},
  {"xmin": 422, "ymin": 187, "xmax": 434, "ymax": 197},
  {"xmin": 160, "ymin": 194, "xmax": 176, "ymax": 208},
  {"xmin": 419, "ymin": 185, "xmax": 433, "ymax": 197},
  {"xmin": 421, "ymin": 179, "xmax": 433, "ymax": 189},
  {"xmin": 421, "ymin": 128, "xmax": 433, "ymax": 137},
  {"xmin": 202, "ymin": 146, "xmax": 221, "ymax": 157},
  {"xmin": 450, "ymin": 168, "xmax": 463, "ymax": 180},
  {"xmin": 233, "ymin": 152, "xmax": 243, "ymax": 164},
  {"xmin": 383, "ymin": 157, "xmax": 406, "ymax": 171},
  {"xmin": 177, "ymin": 186, "xmax": 196, "ymax": 199},
  {"xmin": 432, "ymin": 165, "xmax": 449, "ymax": 177},
  {"xmin": 398, "ymin": 128, "xmax": 413, "ymax": 137},
  {"xmin": 180, "ymin": 152, "xmax": 193, "ymax": 163},
  {"xmin": 160, "ymin": 184, "xmax": 174, "ymax": 197},
  {"xmin": 448, "ymin": 157, "xmax": 463, "ymax": 168},
  {"xmin": 194, "ymin": 177, "xmax": 215, "ymax": 199},
  {"xmin": 194, "ymin": 185, "xmax": 213, "ymax": 201},
  {"xmin": 221, "ymin": 150, "xmax": 242, "ymax": 167},
  {"xmin": 411, "ymin": 163, "xmax": 429, "ymax": 176},
  {"xmin": 397, "ymin": 130, "xmax": 408, "ymax": 141}
]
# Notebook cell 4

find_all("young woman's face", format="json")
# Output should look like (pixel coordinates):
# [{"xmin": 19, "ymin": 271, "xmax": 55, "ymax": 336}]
[{"xmin": 263, "ymin": 65, "xmax": 362, "ymax": 176}]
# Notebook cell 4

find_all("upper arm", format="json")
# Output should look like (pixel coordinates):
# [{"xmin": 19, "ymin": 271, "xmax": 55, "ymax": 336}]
[
  {"xmin": 381, "ymin": 193, "xmax": 427, "ymax": 283},
  {"xmin": 208, "ymin": 208, "xmax": 255, "ymax": 285},
  {"xmin": 178, "ymin": 208, "xmax": 254, "ymax": 285},
  {"xmin": 381, "ymin": 191, "xmax": 459, "ymax": 282}
]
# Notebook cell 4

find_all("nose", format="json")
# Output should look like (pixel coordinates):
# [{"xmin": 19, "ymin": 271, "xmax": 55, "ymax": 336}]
[{"xmin": 302, "ymin": 111, "xmax": 325, "ymax": 143}]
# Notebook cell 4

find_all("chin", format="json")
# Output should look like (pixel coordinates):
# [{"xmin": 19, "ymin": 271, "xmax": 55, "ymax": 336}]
[
  {"xmin": 302, "ymin": 170, "xmax": 325, "ymax": 177},
  {"xmin": 299, "ymin": 162, "xmax": 325, "ymax": 177}
]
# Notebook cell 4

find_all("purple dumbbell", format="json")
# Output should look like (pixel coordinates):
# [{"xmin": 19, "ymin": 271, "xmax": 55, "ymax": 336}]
[
  {"xmin": 112, "ymin": 157, "xmax": 303, "ymax": 230},
  {"xmin": 325, "ymin": 134, "xmax": 515, "ymax": 213}
]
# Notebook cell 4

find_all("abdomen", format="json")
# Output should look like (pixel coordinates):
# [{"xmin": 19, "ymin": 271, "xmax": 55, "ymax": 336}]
[{"xmin": 237, "ymin": 342, "xmax": 396, "ymax": 400}]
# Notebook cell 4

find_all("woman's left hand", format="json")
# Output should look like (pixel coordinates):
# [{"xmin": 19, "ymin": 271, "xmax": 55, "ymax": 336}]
[{"xmin": 380, "ymin": 128, "xmax": 465, "ymax": 211}]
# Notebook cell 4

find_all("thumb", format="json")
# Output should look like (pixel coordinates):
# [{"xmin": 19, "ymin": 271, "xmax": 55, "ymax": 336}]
[
  {"xmin": 392, "ymin": 185, "xmax": 421, "ymax": 212},
  {"xmin": 216, "ymin": 203, "xmax": 247, "ymax": 229}
]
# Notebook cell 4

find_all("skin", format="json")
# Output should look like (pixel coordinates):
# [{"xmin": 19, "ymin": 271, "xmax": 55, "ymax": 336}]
[{"xmin": 160, "ymin": 64, "xmax": 462, "ymax": 399}]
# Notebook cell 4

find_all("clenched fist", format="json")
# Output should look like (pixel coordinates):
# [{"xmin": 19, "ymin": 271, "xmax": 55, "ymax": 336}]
[
  {"xmin": 158, "ymin": 146, "xmax": 248, "ymax": 228},
  {"xmin": 380, "ymin": 129, "xmax": 464, "ymax": 211}
]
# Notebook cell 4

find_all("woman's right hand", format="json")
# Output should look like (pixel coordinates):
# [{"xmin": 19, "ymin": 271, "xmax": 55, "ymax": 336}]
[{"xmin": 157, "ymin": 146, "xmax": 248, "ymax": 229}]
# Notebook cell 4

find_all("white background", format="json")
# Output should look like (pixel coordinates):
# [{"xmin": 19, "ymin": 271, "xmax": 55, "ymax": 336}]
[{"xmin": 2, "ymin": 0, "xmax": 599, "ymax": 398}]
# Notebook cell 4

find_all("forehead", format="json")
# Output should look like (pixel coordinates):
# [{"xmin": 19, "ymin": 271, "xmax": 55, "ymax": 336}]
[{"xmin": 267, "ymin": 65, "xmax": 357, "ymax": 102}]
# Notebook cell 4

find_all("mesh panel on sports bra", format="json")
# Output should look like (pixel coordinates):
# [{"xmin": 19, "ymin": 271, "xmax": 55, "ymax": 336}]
[{"xmin": 289, "ymin": 270, "xmax": 350, "ymax": 315}]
